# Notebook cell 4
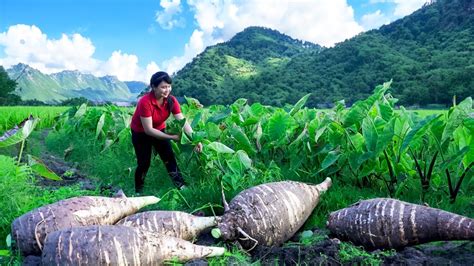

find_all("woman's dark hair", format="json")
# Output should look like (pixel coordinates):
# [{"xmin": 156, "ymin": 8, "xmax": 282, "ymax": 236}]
[{"xmin": 150, "ymin": 71, "xmax": 172, "ymax": 88}]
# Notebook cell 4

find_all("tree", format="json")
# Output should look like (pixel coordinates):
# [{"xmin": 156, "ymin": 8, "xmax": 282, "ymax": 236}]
[{"xmin": 0, "ymin": 66, "xmax": 21, "ymax": 105}]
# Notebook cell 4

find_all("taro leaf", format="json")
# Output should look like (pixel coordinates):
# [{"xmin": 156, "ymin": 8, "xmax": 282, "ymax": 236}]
[
  {"xmin": 314, "ymin": 125, "xmax": 327, "ymax": 144},
  {"xmin": 235, "ymin": 150, "xmax": 252, "ymax": 169},
  {"xmin": 27, "ymin": 155, "xmax": 62, "ymax": 181},
  {"xmin": 227, "ymin": 150, "xmax": 252, "ymax": 175},
  {"xmin": 254, "ymin": 122, "xmax": 263, "ymax": 151},
  {"xmin": 379, "ymin": 102, "xmax": 393, "ymax": 122},
  {"xmin": 205, "ymin": 122, "xmax": 222, "ymax": 140},
  {"xmin": 375, "ymin": 118, "xmax": 395, "ymax": 155},
  {"xmin": 230, "ymin": 125, "xmax": 256, "ymax": 155},
  {"xmin": 0, "ymin": 115, "xmax": 38, "ymax": 148},
  {"xmin": 362, "ymin": 116, "xmax": 377, "ymax": 152},
  {"xmin": 96, "ymin": 113, "xmax": 106, "ymax": 139},
  {"xmin": 191, "ymin": 111, "xmax": 202, "ymax": 128},
  {"xmin": 289, "ymin": 124, "xmax": 308, "ymax": 149},
  {"xmin": 289, "ymin": 93, "xmax": 311, "ymax": 116},
  {"xmin": 400, "ymin": 114, "xmax": 440, "ymax": 152},
  {"xmin": 439, "ymin": 146, "xmax": 470, "ymax": 170},
  {"xmin": 222, "ymin": 172, "xmax": 242, "ymax": 191},
  {"xmin": 101, "ymin": 139, "xmax": 114, "ymax": 153},
  {"xmin": 318, "ymin": 150, "xmax": 340, "ymax": 173},
  {"xmin": 349, "ymin": 132, "xmax": 365, "ymax": 152},
  {"xmin": 208, "ymin": 108, "xmax": 231, "ymax": 124},
  {"xmin": 442, "ymin": 97, "xmax": 472, "ymax": 144},
  {"xmin": 184, "ymin": 96, "xmax": 204, "ymax": 109},
  {"xmin": 74, "ymin": 103, "xmax": 87, "ymax": 119},
  {"xmin": 208, "ymin": 142, "xmax": 235, "ymax": 154},
  {"xmin": 267, "ymin": 110, "xmax": 291, "ymax": 142},
  {"xmin": 463, "ymin": 116, "xmax": 474, "ymax": 132},
  {"xmin": 180, "ymin": 130, "xmax": 193, "ymax": 145},
  {"xmin": 343, "ymin": 81, "xmax": 392, "ymax": 127}
]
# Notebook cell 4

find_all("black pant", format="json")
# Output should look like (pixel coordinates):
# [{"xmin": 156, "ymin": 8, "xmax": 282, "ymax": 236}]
[{"xmin": 131, "ymin": 130, "xmax": 185, "ymax": 192}]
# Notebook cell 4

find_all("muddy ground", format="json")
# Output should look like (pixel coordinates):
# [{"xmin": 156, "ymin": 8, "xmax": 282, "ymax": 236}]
[{"xmin": 25, "ymin": 151, "xmax": 473, "ymax": 265}]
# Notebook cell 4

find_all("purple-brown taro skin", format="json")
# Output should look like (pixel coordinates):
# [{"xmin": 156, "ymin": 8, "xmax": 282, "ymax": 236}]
[
  {"xmin": 11, "ymin": 194, "xmax": 159, "ymax": 256},
  {"xmin": 218, "ymin": 177, "xmax": 332, "ymax": 247},
  {"xmin": 327, "ymin": 198, "xmax": 474, "ymax": 250},
  {"xmin": 41, "ymin": 225, "xmax": 225, "ymax": 265}
]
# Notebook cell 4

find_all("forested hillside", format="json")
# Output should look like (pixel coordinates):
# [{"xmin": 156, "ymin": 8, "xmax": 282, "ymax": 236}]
[{"xmin": 173, "ymin": 0, "xmax": 474, "ymax": 107}]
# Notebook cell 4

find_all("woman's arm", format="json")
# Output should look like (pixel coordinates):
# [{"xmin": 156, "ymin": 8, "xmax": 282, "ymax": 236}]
[{"xmin": 140, "ymin": 116, "xmax": 179, "ymax": 141}]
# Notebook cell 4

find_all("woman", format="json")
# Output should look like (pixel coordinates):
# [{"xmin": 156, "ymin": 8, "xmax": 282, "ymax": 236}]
[{"xmin": 130, "ymin": 71, "xmax": 202, "ymax": 193}]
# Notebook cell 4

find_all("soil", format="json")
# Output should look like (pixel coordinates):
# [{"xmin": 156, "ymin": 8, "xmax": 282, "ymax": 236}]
[{"xmin": 189, "ymin": 229, "xmax": 474, "ymax": 265}]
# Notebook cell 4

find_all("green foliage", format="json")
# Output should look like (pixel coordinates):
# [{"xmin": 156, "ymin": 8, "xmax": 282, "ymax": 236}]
[
  {"xmin": 0, "ymin": 66, "xmax": 21, "ymax": 105},
  {"xmin": 338, "ymin": 242, "xmax": 396, "ymax": 264},
  {"xmin": 0, "ymin": 106, "xmax": 69, "ymax": 132},
  {"xmin": 174, "ymin": 0, "xmax": 473, "ymax": 107}
]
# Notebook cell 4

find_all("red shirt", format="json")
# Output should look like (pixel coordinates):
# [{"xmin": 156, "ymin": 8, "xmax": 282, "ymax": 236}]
[{"xmin": 131, "ymin": 92, "xmax": 181, "ymax": 132}]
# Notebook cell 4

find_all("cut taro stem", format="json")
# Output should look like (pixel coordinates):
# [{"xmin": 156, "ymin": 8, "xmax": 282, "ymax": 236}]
[{"xmin": 237, "ymin": 227, "xmax": 258, "ymax": 252}]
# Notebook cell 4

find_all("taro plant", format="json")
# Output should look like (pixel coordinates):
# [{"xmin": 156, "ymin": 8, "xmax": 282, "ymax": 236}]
[{"xmin": 0, "ymin": 115, "xmax": 61, "ymax": 181}]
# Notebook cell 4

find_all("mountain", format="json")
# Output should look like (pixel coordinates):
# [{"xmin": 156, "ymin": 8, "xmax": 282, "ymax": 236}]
[
  {"xmin": 173, "ymin": 27, "xmax": 322, "ymax": 105},
  {"xmin": 173, "ymin": 0, "xmax": 474, "ymax": 107},
  {"xmin": 7, "ymin": 64, "xmax": 134, "ymax": 103},
  {"xmin": 124, "ymin": 81, "xmax": 148, "ymax": 94}
]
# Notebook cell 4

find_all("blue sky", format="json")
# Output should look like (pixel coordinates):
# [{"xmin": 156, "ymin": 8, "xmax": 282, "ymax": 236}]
[{"xmin": 0, "ymin": 0, "xmax": 429, "ymax": 81}]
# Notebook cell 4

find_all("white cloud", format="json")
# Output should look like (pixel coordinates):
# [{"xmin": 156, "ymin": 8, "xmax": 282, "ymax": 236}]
[
  {"xmin": 361, "ymin": 10, "xmax": 391, "ymax": 30},
  {"xmin": 0, "ymin": 24, "xmax": 99, "ymax": 74},
  {"xmin": 163, "ymin": 0, "xmax": 365, "ymax": 74},
  {"xmin": 156, "ymin": 0, "xmax": 185, "ymax": 29},
  {"xmin": 393, "ymin": 0, "xmax": 429, "ymax": 17},
  {"xmin": 0, "ymin": 24, "xmax": 156, "ymax": 82},
  {"xmin": 361, "ymin": 0, "xmax": 428, "ymax": 31}
]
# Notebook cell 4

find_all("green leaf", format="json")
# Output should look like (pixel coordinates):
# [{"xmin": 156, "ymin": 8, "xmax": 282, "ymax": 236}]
[
  {"xmin": 227, "ymin": 150, "xmax": 252, "ymax": 175},
  {"xmin": 289, "ymin": 93, "xmax": 311, "ymax": 116},
  {"xmin": 27, "ymin": 155, "xmax": 62, "ymax": 181},
  {"xmin": 0, "ymin": 250, "xmax": 9, "ymax": 256},
  {"xmin": 442, "ymin": 97, "xmax": 472, "ymax": 144},
  {"xmin": 207, "ymin": 142, "xmax": 235, "ymax": 154},
  {"xmin": 376, "ymin": 118, "xmax": 395, "ymax": 155},
  {"xmin": 235, "ymin": 150, "xmax": 252, "ymax": 169},
  {"xmin": 230, "ymin": 125, "xmax": 256, "ymax": 155},
  {"xmin": 318, "ymin": 150, "xmax": 340, "ymax": 173},
  {"xmin": 0, "ymin": 116, "xmax": 38, "ymax": 148},
  {"xmin": 401, "ymin": 115, "xmax": 440, "ymax": 152},
  {"xmin": 205, "ymin": 122, "xmax": 222, "ymax": 141},
  {"xmin": 267, "ymin": 110, "xmax": 292, "ymax": 142},
  {"xmin": 191, "ymin": 111, "xmax": 202, "ymax": 128},
  {"xmin": 362, "ymin": 117, "xmax": 377, "ymax": 152},
  {"xmin": 74, "ymin": 103, "xmax": 87, "ymax": 119},
  {"xmin": 95, "ymin": 113, "xmax": 106, "ymax": 139},
  {"xmin": 379, "ymin": 102, "xmax": 393, "ymax": 121}
]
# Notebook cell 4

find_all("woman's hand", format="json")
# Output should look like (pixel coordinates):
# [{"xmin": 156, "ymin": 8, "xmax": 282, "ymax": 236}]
[
  {"xmin": 194, "ymin": 142, "xmax": 203, "ymax": 153},
  {"xmin": 169, "ymin": 134, "xmax": 180, "ymax": 141}
]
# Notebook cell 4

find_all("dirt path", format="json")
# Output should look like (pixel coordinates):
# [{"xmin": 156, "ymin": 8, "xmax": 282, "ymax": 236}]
[{"xmin": 33, "ymin": 130, "xmax": 114, "ymax": 193}]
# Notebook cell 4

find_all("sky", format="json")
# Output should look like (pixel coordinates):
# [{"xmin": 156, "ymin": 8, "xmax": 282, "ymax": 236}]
[{"xmin": 0, "ymin": 0, "xmax": 429, "ymax": 82}]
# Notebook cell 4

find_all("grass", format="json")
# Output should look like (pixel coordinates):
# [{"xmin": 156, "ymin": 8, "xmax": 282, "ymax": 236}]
[
  {"xmin": 338, "ymin": 242, "xmax": 395, "ymax": 264},
  {"xmin": 0, "ymin": 106, "xmax": 69, "ymax": 132}
]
